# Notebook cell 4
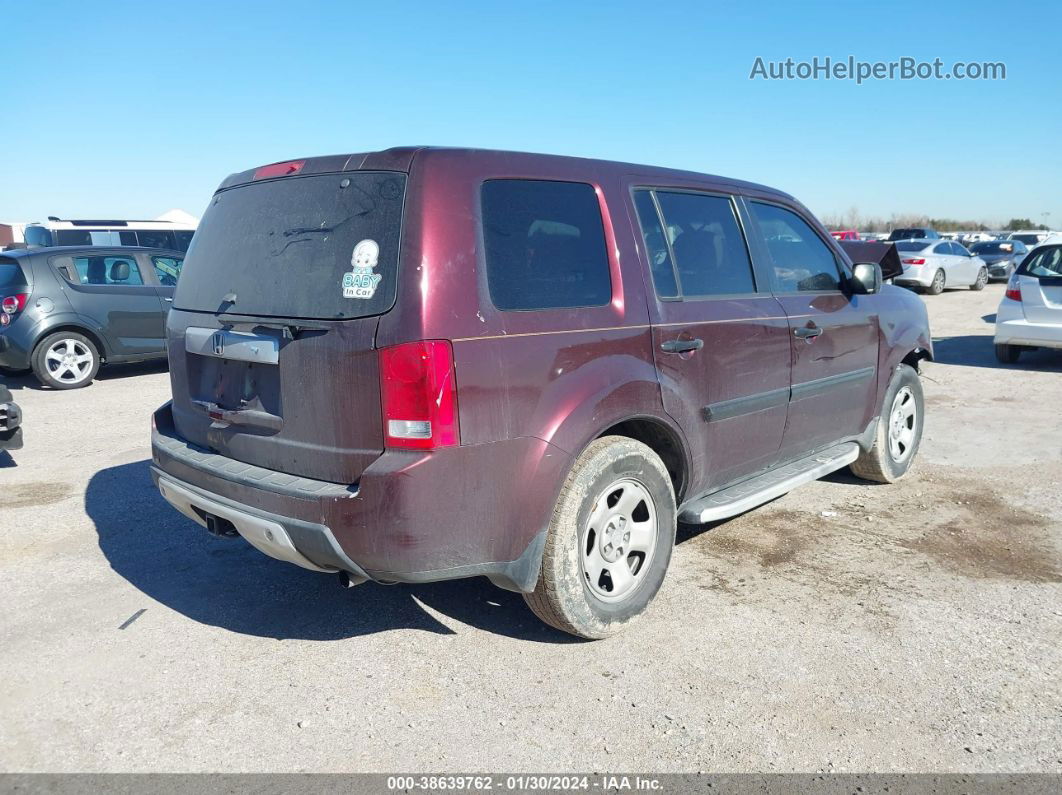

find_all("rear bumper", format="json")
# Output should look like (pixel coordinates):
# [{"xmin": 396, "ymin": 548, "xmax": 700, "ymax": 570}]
[
  {"xmin": 894, "ymin": 268, "xmax": 934, "ymax": 288},
  {"xmin": 994, "ymin": 317, "xmax": 1062, "ymax": 349},
  {"xmin": 0, "ymin": 331, "xmax": 32, "ymax": 370},
  {"xmin": 150, "ymin": 403, "xmax": 567, "ymax": 592}
]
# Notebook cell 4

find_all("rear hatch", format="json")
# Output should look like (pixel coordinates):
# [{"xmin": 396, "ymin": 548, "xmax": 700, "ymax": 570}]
[
  {"xmin": 1017, "ymin": 247, "xmax": 1062, "ymax": 325},
  {"xmin": 168, "ymin": 168, "xmax": 407, "ymax": 484}
]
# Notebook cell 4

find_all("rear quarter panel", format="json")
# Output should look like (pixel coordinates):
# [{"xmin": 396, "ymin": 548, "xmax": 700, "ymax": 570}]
[{"xmin": 379, "ymin": 149, "xmax": 670, "ymax": 456}]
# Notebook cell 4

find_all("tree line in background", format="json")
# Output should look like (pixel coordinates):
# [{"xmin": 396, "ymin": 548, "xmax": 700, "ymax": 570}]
[{"xmin": 820, "ymin": 207, "xmax": 1052, "ymax": 233}]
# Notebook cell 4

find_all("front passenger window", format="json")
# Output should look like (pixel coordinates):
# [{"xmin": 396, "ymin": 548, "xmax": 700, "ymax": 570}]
[
  {"xmin": 152, "ymin": 256, "xmax": 183, "ymax": 286},
  {"xmin": 750, "ymin": 203, "xmax": 841, "ymax": 292}
]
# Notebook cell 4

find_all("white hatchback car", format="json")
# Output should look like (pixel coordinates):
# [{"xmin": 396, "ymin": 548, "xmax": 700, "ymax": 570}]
[
  {"xmin": 994, "ymin": 242, "xmax": 1062, "ymax": 363},
  {"xmin": 894, "ymin": 239, "xmax": 989, "ymax": 295}
]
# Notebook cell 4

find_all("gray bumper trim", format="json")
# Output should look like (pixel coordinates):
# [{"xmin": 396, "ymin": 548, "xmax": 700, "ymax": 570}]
[{"xmin": 149, "ymin": 466, "xmax": 369, "ymax": 579}]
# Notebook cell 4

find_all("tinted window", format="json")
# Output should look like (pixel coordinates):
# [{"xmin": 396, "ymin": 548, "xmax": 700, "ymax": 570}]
[
  {"xmin": 1011, "ymin": 234, "xmax": 1042, "ymax": 246},
  {"xmin": 152, "ymin": 255, "xmax": 183, "ymax": 286},
  {"xmin": 895, "ymin": 241, "xmax": 931, "ymax": 253},
  {"xmin": 136, "ymin": 230, "xmax": 176, "ymax": 249},
  {"xmin": 632, "ymin": 191, "xmax": 678, "ymax": 299},
  {"xmin": 71, "ymin": 255, "xmax": 144, "ymax": 286},
  {"xmin": 175, "ymin": 172, "xmax": 405, "ymax": 320},
  {"xmin": 750, "ymin": 203, "xmax": 841, "ymax": 292},
  {"xmin": 24, "ymin": 227, "xmax": 53, "ymax": 247},
  {"xmin": 173, "ymin": 230, "xmax": 195, "ymax": 251},
  {"xmin": 953, "ymin": 243, "xmax": 971, "ymax": 256},
  {"xmin": 482, "ymin": 179, "xmax": 611, "ymax": 311},
  {"xmin": 653, "ymin": 192, "xmax": 755, "ymax": 296},
  {"xmin": 971, "ymin": 242, "xmax": 1016, "ymax": 255},
  {"xmin": 0, "ymin": 260, "xmax": 28, "ymax": 289},
  {"xmin": 1018, "ymin": 246, "xmax": 1062, "ymax": 278},
  {"xmin": 933, "ymin": 243, "xmax": 951, "ymax": 255},
  {"xmin": 56, "ymin": 229, "xmax": 92, "ymax": 246},
  {"xmin": 119, "ymin": 231, "xmax": 138, "ymax": 246}
]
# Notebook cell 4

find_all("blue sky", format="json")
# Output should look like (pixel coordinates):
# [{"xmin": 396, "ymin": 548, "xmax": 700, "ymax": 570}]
[{"xmin": 3, "ymin": 0, "xmax": 1059, "ymax": 227}]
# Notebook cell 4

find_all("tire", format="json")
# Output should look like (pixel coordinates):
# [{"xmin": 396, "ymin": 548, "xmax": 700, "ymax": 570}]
[
  {"xmin": 31, "ymin": 331, "xmax": 101, "ymax": 389},
  {"xmin": 970, "ymin": 267, "xmax": 988, "ymax": 291},
  {"xmin": 994, "ymin": 343, "xmax": 1021, "ymax": 364},
  {"xmin": 524, "ymin": 436, "xmax": 677, "ymax": 639},
  {"xmin": 850, "ymin": 364, "xmax": 924, "ymax": 484},
  {"xmin": 925, "ymin": 270, "xmax": 945, "ymax": 295}
]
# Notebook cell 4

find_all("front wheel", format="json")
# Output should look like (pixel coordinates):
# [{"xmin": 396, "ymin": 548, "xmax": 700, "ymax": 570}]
[
  {"xmin": 970, "ymin": 267, "xmax": 988, "ymax": 291},
  {"xmin": 925, "ymin": 270, "xmax": 946, "ymax": 295},
  {"xmin": 850, "ymin": 364, "xmax": 924, "ymax": 484},
  {"xmin": 31, "ymin": 332, "xmax": 100, "ymax": 389},
  {"xmin": 524, "ymin": 436, "xmax": 676, "ymax": 639}
]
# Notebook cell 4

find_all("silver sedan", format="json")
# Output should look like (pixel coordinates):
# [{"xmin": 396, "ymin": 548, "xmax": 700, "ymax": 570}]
[{"xmin": 893, "ymin": 239, "xmax": 989, "ymax": 295}]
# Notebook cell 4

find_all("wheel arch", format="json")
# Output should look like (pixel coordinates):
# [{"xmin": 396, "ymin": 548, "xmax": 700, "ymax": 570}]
[
  {"xmin": 32, "ymin": 322, "xmax": 110, "ymax": 362},
  {"xmin": 592, "ymin": 414, "xmax": 690, "ymax": 502}
]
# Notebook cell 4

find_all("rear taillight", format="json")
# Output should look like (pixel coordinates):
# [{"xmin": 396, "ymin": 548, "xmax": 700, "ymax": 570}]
[
  {"xmin": 1, "ymin": 293, "xmax": 28, "ymax": 314},
  {"xmin": 1005, "ymin": 276, "xmax": 1022, "ymax": 302},
  {"xmin": 379, "ymin": 340, "xmax": 459, "ymax": 450},
  {"xmin": 1, "ymin": 293, "xmax": 28, "ymax": 324},
  {"xmin": 902, "ymin": 258, "xmax": 925, "ymax": 265}
]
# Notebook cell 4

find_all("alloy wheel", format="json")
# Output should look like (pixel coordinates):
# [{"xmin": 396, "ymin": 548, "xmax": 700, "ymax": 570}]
[{"xmin": 44, "ymin": 339, "xmax": 94, "ymax": 385}]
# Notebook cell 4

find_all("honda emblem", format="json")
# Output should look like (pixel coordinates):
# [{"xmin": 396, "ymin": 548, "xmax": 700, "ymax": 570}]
[{"xmin": 211, "ymin": 331, "xmax": 225, "ymax": 356}]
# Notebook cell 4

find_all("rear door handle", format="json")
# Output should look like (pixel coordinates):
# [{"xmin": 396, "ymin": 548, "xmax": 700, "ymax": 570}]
[
  {"xmin": 163, "ymin": 297, "xmax": 173, "ymax": 302},
  {"xmin": 794, "ymin": 326, "xmax": 822, "ymax": 339},
  {"xmin": 660, "ymin": 338, "xmax": 704, "ymax": 353}
]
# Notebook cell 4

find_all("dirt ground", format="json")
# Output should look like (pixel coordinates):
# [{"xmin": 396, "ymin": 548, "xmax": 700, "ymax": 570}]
[{"xmin": 0, "ymin": 281, "xmax": 1059, "ymax": 773}]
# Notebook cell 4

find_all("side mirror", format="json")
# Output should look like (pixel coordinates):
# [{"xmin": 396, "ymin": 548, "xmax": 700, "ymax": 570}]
[{"xmin": 850, "ymin": 262, "xmax": 883, "ymax": 295}]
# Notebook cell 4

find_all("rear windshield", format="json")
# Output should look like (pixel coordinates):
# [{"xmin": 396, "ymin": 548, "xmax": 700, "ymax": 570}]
[
  {"xmin": 889, "ymin": 229, "xmax": 923, "ymax": 240},
  {"xmin": 0, "ymin": 259, "xmax": 27, "ymax": 288},
  {"xmin": 1018, "ymin": 246, "xmax": 1062, "ymax": 278},
  {"xmin": 1010, "ymin": 234, "xmax": 1041, "ymax": 245},
  {"xmin": 970, "ymin": 242, "xmax": 1014, "ymax": 254},
  {"xmin": 895, "ymin": 241, "xmax": 930, "ymax": 252},
  {"xmin": 174, "ymin": 171, "xmax": 405, "ymax": 320}
]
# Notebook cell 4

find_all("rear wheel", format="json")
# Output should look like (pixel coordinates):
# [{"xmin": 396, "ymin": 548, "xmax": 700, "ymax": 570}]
[
  {"xmin": 925, "ymin": 269, "xmax": 946, "ymax": 295},
  {"xmin": 31, "ymin": 332, "xmax": 100, "ymax": 389},
  {"xmin": 970, "ymin": 267, "xmax": 988, "ymax": 291},
  {"xmin": 850, "ymin": 364, "xmax": 924, "ymax": 484},
  {"xmin": 994, "ymin": 343, "xmax": 1021, "ymax": 364},
  {"xmin": 524, "ymin": 436, "xmax": 676, "ymax": 639}
]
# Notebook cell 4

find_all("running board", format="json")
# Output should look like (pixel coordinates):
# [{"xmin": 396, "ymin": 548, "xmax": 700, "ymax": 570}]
[{"xmin": 678, "ymin": 442, "xmax": 861, "ymax": 524}]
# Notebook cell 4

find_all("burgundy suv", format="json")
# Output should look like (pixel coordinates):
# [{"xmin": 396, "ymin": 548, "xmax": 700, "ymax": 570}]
[{"xmin": 151, "ymin": 147, "xmax": 932, "ymax": 639}]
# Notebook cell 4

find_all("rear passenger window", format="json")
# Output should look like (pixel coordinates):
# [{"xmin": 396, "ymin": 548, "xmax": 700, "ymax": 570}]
[
  {"xmin": 750, "ymin": 203, "xmax": 842, "ymax": 292},
  {"xmin": 481, "ymin": 180, "xmax": 612, "ymax": 311},
  {"xmin": 632, "ymin": 191, "xmax": 678, "ymax": 299},
  {"xmin": 71, "ymin": 255, "xmax": 144, "ymax": 286},
  {"xmin": 653, "ymin": 192, "xmax": 755, "ymax": 297}
]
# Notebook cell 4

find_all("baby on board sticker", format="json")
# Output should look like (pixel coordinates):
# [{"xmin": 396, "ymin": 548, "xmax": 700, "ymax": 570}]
[{"xmin": 342, "ymin": 239, "xmax": 382, "ymax": 299}]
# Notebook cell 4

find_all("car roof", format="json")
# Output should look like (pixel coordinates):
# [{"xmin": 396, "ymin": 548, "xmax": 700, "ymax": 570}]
[
  {"xmin": 2, "ymin": 245, "xmax": 183, "ymax": 258},
  {"xmin": 220, "ymin": 145, "xmax": 796, "ymax": 202}
]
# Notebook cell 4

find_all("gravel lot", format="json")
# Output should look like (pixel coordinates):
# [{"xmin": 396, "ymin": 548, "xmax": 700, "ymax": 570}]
[{"xmin": 1, "ymin": 282, "xmax": 1059, "ymax": 773}]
